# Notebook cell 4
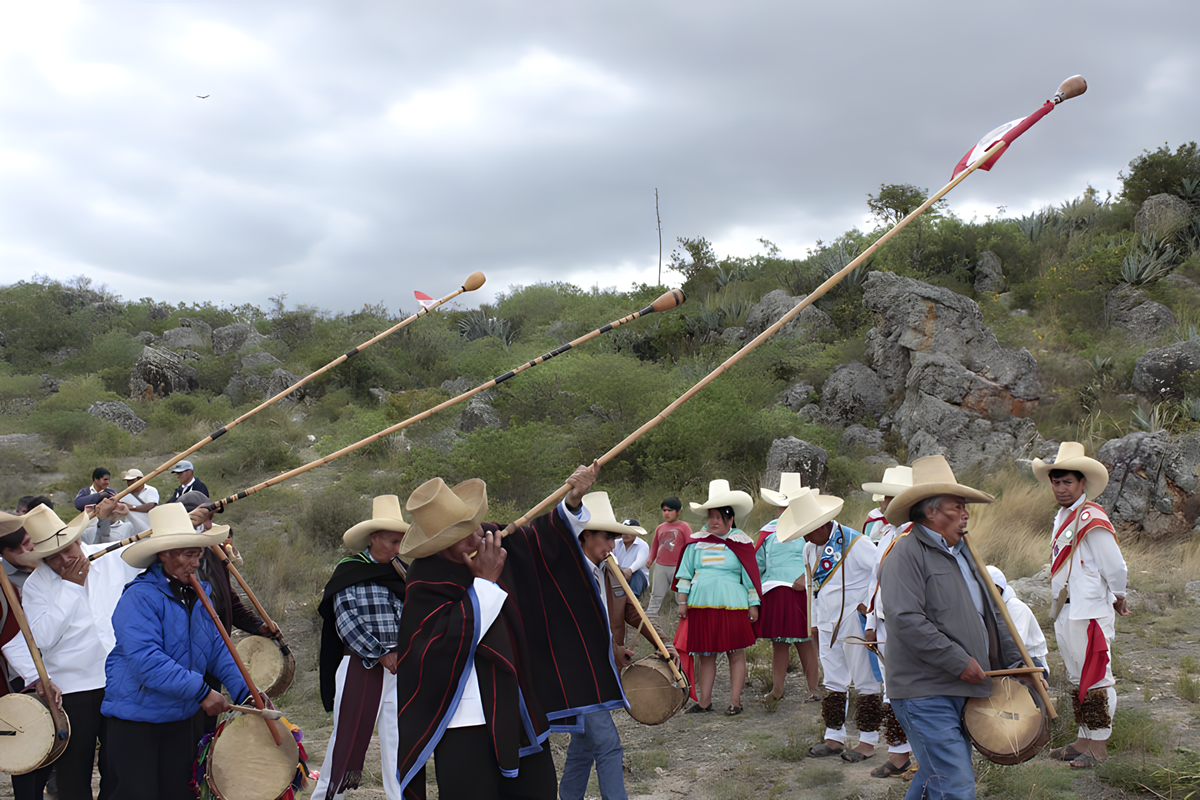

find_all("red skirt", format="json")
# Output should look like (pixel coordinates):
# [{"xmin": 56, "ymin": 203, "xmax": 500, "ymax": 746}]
[
  {"xmin": 754, "ymin": 586, "xmax": 810, "ymax": 641},
  {"xmin": 685, "ymin": 607, "xmax": 756, "ymax": 654}
]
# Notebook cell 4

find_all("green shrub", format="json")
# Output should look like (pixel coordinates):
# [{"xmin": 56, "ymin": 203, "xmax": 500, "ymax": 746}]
[
  {"xmin": 300, "ymin": 486, "xmax": 370, "ymax": 551},
  {"xmin": 207, "ymin": 427, "xmax": 302, "ymax": 480}
]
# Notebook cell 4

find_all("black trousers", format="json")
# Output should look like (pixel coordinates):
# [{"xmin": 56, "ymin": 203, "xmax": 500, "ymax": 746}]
[
  {"xmin": 10, "ymin": 688, "xmax": 111, "ymax": 800},
  {"xmin": 433, "ymin": 725, "xmax": 556, "ymax": 800},
  {"xmin": 105, "ymin": 715, "xmax": 202, "ymax": 800}
]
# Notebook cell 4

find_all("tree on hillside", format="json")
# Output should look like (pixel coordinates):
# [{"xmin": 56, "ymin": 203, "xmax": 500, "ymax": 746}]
[
  {"xmin": 866, "ymin": 183, "xmax": 946, "ymax": 227},
  {"xmin": 667, "ymin": 236, "xmax": 719, "ymax": 282},
  {"xmin": 1119, "ymin": 142, "xmax": 1200, "ymax": 210}
]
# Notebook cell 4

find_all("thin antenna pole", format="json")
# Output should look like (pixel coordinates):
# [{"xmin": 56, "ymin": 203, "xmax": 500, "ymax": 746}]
[{"xmin": 656, "ymin": 188, "xmax": 663, "ymax": 286}]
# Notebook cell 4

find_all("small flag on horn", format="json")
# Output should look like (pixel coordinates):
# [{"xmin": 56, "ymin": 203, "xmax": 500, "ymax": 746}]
[
  {"xmin": 951, "ymin": 75, "xmax": 1087, "ymax": 180},
  {"xmin": 414, "ymin": 291, "xmax": 434, "ymax": 309}
]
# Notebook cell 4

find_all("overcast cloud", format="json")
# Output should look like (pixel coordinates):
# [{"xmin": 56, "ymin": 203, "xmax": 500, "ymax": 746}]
[{"xmin": 0, "ymin": 1, "xmax": 1197, "ymax": 313}]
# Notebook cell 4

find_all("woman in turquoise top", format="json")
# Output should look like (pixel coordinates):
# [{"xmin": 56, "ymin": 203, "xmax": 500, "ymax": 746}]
[
  {"xmin": 675, "ymin": 480, "xmax": 761, "ymax": 716},
  {"xmin": 755, "ymin": 517, "xmax": 820, "ymax": 702}
]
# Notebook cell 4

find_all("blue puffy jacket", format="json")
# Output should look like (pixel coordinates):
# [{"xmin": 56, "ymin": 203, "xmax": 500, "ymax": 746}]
[{"xmin": 102, "ymin": 564, "xmax": 250, "ymax": 723}]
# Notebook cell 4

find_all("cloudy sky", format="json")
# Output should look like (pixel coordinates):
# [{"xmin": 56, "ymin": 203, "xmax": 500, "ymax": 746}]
[{"xmin": 0, "ymin": 1, "xmax": 1196, "ymax": 314}]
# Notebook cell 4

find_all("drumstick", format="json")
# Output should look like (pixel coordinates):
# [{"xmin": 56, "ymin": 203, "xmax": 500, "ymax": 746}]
[
  {"xmin": 984, "ymin": 667, "xmax": 1046, "ymax": 677},
  {"xmin": 604, "ymin": 555, "xmax": 687, "ymax": 686},
  {"xmin": 208, "ymin": 545, "xmax": 290, "ymax": 655},
  {"xmin": 961, "ymin": 533, "xmax": 1057, "ymax": 720},
  {"xmin": 228, "ymin": 704, "xmax": 284, "ymax": 720},
  {"xmin": 0, "ymin": 569, "xmax": 69, "ymax": 740},
  {"xmin": 186, "ymin": 574, "xmax": 284, "ymax": 745}
]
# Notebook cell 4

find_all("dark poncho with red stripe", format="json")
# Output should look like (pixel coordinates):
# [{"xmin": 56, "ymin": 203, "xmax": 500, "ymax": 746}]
[{"xmin": 396, "ymin": 503, "xmax": 625, "ymax": 795}]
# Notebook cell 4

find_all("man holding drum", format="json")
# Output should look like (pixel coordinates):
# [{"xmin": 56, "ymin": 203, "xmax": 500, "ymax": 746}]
[
  {"xmin": 1031, "ymin": 442, "xmax": 1129, "ymax": 768},
  {"xmin": 879, "ymin": 455, "xmax": 1024, "ymax": 800},
  {"xmin": 102, "ymin": 504, "xmax": 252, "ymax": 800}
]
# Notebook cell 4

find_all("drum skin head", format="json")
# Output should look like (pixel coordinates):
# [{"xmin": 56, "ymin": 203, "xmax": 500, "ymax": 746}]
[
  {"xmin": 0, "ymin": 694, "xmax": 69, "ymax": 775},
  {"xmin": 237, "ymin": 636, "xmax": 296, "ymax": 698},
  {"xmin": 209, "ymin": 713, "xmax": 299, "ymax": 800},
  {"xmin": 964, "ymin": 676, "xmax": 1050, "ymax": 765},
  {"xmin": 621, "ymin": 655, "xmax": 688, "ymax": 725}
]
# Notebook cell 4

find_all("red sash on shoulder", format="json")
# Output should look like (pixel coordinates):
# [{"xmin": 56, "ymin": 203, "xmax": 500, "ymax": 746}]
[
  {"xmin": 1051, "ymin": 502, "xmax": 1115, "ymax": 576},
  {"xmin": 670, "ymin": 534, "xmax": 764, "ymax": 598}
]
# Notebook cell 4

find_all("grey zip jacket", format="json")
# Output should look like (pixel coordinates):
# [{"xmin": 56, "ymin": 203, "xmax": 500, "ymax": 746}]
[{"xmin": 879, "ymin": 523, "xmax": 1023, "ymax": 699}]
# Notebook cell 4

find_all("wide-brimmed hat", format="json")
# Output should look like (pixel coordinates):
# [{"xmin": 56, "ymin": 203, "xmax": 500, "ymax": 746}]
[
  {"xmin": 343, "ymin": 495, "xmax": 410, "ymax": 552},
  {"xmin": 885, "ymin": 455, "xmax": 995, "ymax": 527},
  {"xmin": 776, "ymin": 488, "xmax": 844, "ymax": 543},
  {"xmin": 24, "ymin": 505, "xmax": 89, "ymax": 558},
  {"xmin": 121, "ymin": 468, "xmax": 144, "ymax": 481},
  {"xmin": 760, "ymin": 472, "xmax": 807, "ymax": 507},
  {"xmin": 1031, "ymin": 442, "xmax": 1109, "ymax": 500},
  {"xmin": 122, "ymin": 504, "xmax": 230, "ymax": 569},
  {"xmin": 689, "ymin": 479, "xmax": 754, "ymax": 523},
  {"xmin": 862, "ymin": 465, "xmax": 913, "ymax": 499},
  {"xmin": 0, "ymin": 511, "xmax": 23, "ymax": 538},
  {"xmin": 577, "ymin": 493, "xmax": 640, "ymax": 538},
  {"xmin": 399, "ymin": 478, "xmax": 488, "ymax": 559}
]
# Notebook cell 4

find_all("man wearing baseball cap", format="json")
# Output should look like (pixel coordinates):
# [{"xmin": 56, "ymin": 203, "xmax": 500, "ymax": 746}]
[
  {"xmin": 120, "ymin": 468, "xmax": 159, "ymax": 534},
  {"xmin": 167, "ymin": 460, "xmax": 208, "ymax": 503}
]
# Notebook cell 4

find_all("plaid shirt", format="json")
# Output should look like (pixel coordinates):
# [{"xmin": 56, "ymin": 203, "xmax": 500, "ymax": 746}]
[{"xmin": 333, "ymin": 558, "xmax": 404, "ymax": 667}]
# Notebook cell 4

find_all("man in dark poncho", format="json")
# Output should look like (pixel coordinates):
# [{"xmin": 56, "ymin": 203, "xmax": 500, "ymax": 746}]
[
  {"xmin": 314, "ymin": 496, "xmax": 409, "ymax": 800},
  {"xmin": 395, "ymin": 463, "xmax": 626, "ymax": 800}
]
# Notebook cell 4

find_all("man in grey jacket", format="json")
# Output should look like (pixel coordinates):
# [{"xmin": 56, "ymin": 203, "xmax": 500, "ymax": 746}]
[{"xmin": 880, "ymin": 455, "xmax": 1024, "ymax": 800}]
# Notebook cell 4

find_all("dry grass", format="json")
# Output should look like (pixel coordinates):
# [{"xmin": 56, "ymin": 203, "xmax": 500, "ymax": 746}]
[{"xmin": 968, "ymin": 467, "xmax": 1051, "ymax": 580}]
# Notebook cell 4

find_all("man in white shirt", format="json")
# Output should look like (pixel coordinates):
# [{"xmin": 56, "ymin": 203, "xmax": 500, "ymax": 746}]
[
  {"xmin": 776, "ymin": 490, "xmax": 881, "ymax": 763},
  {"xmin": 119, "ymin": 468, "xmax": 159, "ymax": 534},
  {"xmin": 3, "ymin": 504, "xmax": 140, "ymax": 799},
  {"xmin": 1032, "ymin": 442, "xmax": 1129, "ymax": 768},
  {"xmin": 612, "ymin": 519, "xmax": 650, "ymax": 598}
]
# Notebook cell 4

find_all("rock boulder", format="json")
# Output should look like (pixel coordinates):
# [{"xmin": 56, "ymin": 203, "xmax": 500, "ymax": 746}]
[
  {"xmin": 456, "ymin": 400, "xmax": 502, "ymax": 433},
  {"xmin": 88, "ymin": 401, "xmax": 147, "ymax": 435},
  {"xmin": 819, "ymin": 362, "xmax": 887, "ymax": 425},
  {"xmin": 212, "ymin": 323, "xmax": 267, "ymax": 356},
  {"xmin": 1095, "ymin": 431, "xmax": 1200, "ymax": 538},
  {"xmin": 162, "ymin": 318, "xmax": 212, "ymax": 352},
  {"xmin": 974, "ymin": 250, "xmax": 1006, "ymax": 294},
  {"xmin": 743, "ymin": 290, "xmax": 833, "ymax": 342},
  {"xmin": 763, "ymin": 437, "xmax": 828, "ymax": 492},
  {"xmin": 1132, "ymin": 339, "xmax": 1200, "ymax": 401},
  {"xmin": 129, "ymin": 346, "xmax": 200, "ymax": 400},
  {"xmin": 776, "ymin": 382, "xmax": 817, "ymax": 412},
  {"xmin": 1134, "ymin": 193, "xmax": 1193, "ymax": 239},
  {"xmin": 1107, "ymin": 285, "xmax": 1177, "ymax": 342}
]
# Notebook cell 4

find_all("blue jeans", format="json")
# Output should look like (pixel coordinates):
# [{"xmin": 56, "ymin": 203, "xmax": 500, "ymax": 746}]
[
  {"xmin": 558, "ymin": 711, "xmax": 627, "ymax": 800},
  {"xmin": 627, "ymin": 571, "xmax": 648, "ymax": 598},
  {"xmin": 890, "ymin": 695, "xmax": 975, "ymax": 800}
]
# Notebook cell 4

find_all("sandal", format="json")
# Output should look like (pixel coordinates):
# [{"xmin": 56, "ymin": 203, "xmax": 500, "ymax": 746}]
[
  {"xmin": 1070, "ymin": 752, "xmax": 1102, "ymax": 769},
  {"xmin": 841, "ymin": 749, "xmax": 874, "ymax": 763},
  {"xmin": 685, "ymin": 703, "xmax": 712, "ymax": 714},
  {"xmin": 870, "ymin": 759, "xmax": 911, "ymax": 778},
  {"xmin": 763, "ymin": 691, "xmax": 784, "ymax": 702},
  {"xmin": 805, "ymin": 693, "xmax": 822, "ymax": 703},
  {"xmin": 724, "ymin": 705, "xmax": 743, "ymax": 716},
  {"xmin": 1049, "ymin": 744, "xmax": 1084, "ymax": 762},
  {"xmin": 807, "ymin": 743, "xmax": 845, "ymax": 758}
]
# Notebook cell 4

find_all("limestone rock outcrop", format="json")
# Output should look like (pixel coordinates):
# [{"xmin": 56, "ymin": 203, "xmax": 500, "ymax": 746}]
[
  {"xmin": 763, "ymin": 437, "xmax": 828, "ymax": 493},
  {"xmin": 973, "ymin": 251, "xmax": 1006, "ymax": 294},
  {"xmin": 1107, "ymin": 285, "xmax": 1177, "ymax": 342},
  {"xmin": 1134, "ymin": 193, "xmax": 1192, "ymax": 239},
  {"xmin": 212, "ymin": 323, "xmax": 267, "ymax": 356},
  {"xmin": 129, "ymin": 346, "xmax": 200, "ymax": 400},
  {"xmin": 819, "ymin": 362, "xmax": 887, "ymax": 426},
  {"xmin": 743, "ymin": 290, "xmax": 833, "ymax": 342},
  {"xmin": 1096, "ymin": 431, "xmax": 1200, "ymax": 539},
  {"xmin": 1132, "ymin": 339, "xmax": 1200, "ymax": 401},
  {"xmin": 88, "ymin": 401, "xmax": 147, "ymax": 435}
]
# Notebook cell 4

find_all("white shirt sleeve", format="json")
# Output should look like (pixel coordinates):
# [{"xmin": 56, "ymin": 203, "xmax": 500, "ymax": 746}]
[
  {"xmin": 626, "ymin": 540, "xmax": 649, "ymax": 573},
  {"xmin": 559, "ymin": 499, "xmax": 590, "ymax": 536},
  {"xmin": 1, "ymin": 634, "xmax": 37, "ymax": 685},
  {"xmin": 447, "ymin": 578, "xmax": 509, "ymax": 729},
  {"xmin": 1090, "ymin": 529, "xmax": 1128, "ymax": 598}
]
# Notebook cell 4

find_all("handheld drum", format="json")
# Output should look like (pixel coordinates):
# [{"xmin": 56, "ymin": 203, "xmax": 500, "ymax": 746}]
[
  {"xmin": 621, "ymin": 654, "xmax": 690, "ymax": 725},
  {"xmin": 204, "ymin": 712, "xmax": 300, "ymax": 800},
  {"xmin": 0, "ymin": 694, "xmax": 70, "ymax": 775},
  {"xmin": 963, "ymin": 676, "xmax": 1050, "ymax": 765},
  {"xmin": 236, "ymin": 636, "xmax": 296, "ymax": 699}
]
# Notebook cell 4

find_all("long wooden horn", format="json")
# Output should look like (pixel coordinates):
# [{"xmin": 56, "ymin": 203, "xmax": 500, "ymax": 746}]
[
  {"xmin": 195, "ymin": 289, "xmax": 685, "ymax": 513},
  {"xmin": 209, "ymin": 544, "xmax": 289, "ymax": 653},
  {"xmin": 501, "ymin": 142, "xmax": 1006, "ymax": 535},
  {"xmin": 98, "ymin": 273, "xmax": 486, "ymax": 512}
]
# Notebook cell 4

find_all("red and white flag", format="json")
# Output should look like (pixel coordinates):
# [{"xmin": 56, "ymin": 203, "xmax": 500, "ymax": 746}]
[
  {"xmin": 414, "ymin": 290, "xmax": 434, "ymax": 310},
  {"xmin": 952, "ymin": 100, "xmax": 1055, "ymax": 179}
]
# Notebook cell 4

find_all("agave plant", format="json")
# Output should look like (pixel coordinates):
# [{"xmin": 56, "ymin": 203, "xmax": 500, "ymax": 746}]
[
  {"xmin": 458, "ymin": 310, "xmax": 513, "ymax": 345},
  {"xmin": 1120, "ymin": 233, "xmax": 1178, "ymax": 286}
]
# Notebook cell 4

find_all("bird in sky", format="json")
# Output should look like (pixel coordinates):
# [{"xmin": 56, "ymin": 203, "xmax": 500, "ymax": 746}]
[{"xmin": 197, "ymin": 95, "xmax": 209, "ymax": 99}]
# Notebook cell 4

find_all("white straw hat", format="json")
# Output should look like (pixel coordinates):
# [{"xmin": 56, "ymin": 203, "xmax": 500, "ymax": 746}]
[
  {"xmin": 861, "ymin": 465, "xmax": 913, "ymax": 498},
  {"xmin": 1030, "ymin": 442, "xmax": 1109, "ymax": 500},
  {"xmin": 580, "ymin": 493, "xmax": 641, "ymax": 537},
  {"xmin": 122, "ymin": 504, "xmax": 230, "ymax": 569},
  {"xmin": 776, "ymin": 489, "xmax": 844, "ymax": 543},
  {"xmin": 760, "ymin": 473, "xmax": 807, "ymax": 507},
  {"xmin": 399, "ymin": 478, "xmax": 489, "ymax": 559},
  {"xmin": 343, "ymin": 495, "xmax": 410, "ymax": 552},
  {"xmin": 884, "ymin": 455, "xmax": 994, "ymax": 527},
  {"xmin": 689, "ymin": 479, "xmax": 754, "ymax": 524},
  {"xmin": 23, "ymin": 505, "xmax": 89, "ymax": 559}
]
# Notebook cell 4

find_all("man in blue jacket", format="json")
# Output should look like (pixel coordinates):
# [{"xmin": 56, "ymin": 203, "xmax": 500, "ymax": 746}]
[{"xmin": 102, "ymin": 504, "xmax": 252, "ymax": 800}]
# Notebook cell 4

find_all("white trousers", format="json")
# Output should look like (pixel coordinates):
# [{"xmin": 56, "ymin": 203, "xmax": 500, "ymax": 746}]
[
  {"xmin": 819, "ymin": 612, "xmax": 880, "ymax": 745},
  {"xmin": 872, "ymin": 631, "xmax": 912, "ymax": 755},
  {"xmin": 1055, "ymin": 611, "xmax": 1117, "ymax": 741},
  {"xmin": 312, "ymin": 655, "xmax": 402, "ymax": 799},
  {"xmin": 647, "ymin": 563, "xmax": 676, "ymax": 616}
]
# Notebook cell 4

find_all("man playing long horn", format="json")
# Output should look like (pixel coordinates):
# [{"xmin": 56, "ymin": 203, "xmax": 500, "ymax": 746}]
[
  {"xmin": 1032, "ymin": 442, "xmax": 1129, "ymax": 768},
  {"xmin": 312, "ymin": 496, "xmax": 409, "ymax": 800},
  {"xmin": 860, "ymin": 466, "xmax": 915, "ymax": 778},
  {"xmin": 394, "ymin": 463, "xmax": 624, "ymax": 800},
  {"xmin": 0, "ymin": 504, "xmax": 140, "ymax": 799},
  {"xmin": 776, "ymin": 489, "xmax": 882, "ymax": 762},
  {"xmin": 879, "ymin": 455, "xmax": 1025, "ymax": 800}
]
